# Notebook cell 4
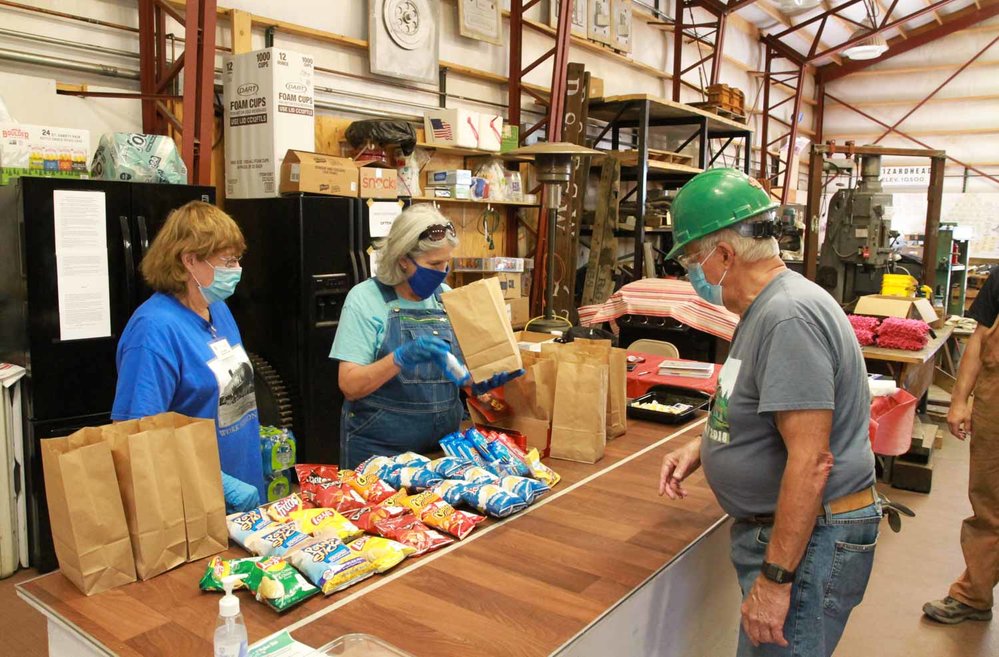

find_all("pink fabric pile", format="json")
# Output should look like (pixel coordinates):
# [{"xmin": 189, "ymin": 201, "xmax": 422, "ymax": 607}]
[
  {"xmin": 875, "ymin": 317, "xmax": 930, "ymax": 351},
  {"xmin": 848, "ymin": 315, "xmax": 881, "ymax": 347}
]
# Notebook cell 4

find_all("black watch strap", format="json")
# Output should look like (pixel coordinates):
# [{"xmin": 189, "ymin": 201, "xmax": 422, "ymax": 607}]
[{"xmin": 762, "ymin": 561, "xmax": 796, "ymax": 584}]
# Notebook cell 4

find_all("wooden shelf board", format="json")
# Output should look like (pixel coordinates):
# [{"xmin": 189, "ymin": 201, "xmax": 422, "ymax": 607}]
[{"xmin": 410, "ymin": 196, "xmax": 539, "ymax": 207}]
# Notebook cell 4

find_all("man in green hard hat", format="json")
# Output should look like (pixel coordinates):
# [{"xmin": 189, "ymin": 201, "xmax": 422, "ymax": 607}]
[{"xmin": 657, "ymin": 168, "xmax": 879, "ymax": 657}]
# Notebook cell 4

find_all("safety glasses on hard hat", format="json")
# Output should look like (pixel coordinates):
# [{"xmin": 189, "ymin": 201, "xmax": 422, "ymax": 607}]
[{"xmin": 419, "ymin": 222, "xmax": 457, "ymax": 241}]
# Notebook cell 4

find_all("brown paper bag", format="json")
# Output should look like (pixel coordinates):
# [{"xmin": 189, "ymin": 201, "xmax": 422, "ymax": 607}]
[
  {"xmin": 442, "ymin": 278, "xmax": 524, "ymax": 382},
  {"xmin": 139, "ymin": 413, "xmax": 227, "ymax": 561},
  {"xmin": 101, "ymin": 424, "xmax": 186, "ymax": 580},
  {"xmin": 469, "ymin": 350, "xmax": 558, "ymax": 454},
  {"xmin": 566, "ymin": 339, "xmax": 628, "ymax": 439},
  {"xmin": 549, "ymin": 360, "xmax": 608, "ymax": 463},
  {"xmin": 41, "ymin": 429, "xmax": 136, "ymax": 595}
]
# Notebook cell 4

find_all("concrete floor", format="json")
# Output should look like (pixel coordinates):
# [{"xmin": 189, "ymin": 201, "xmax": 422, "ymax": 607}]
[{"xmin": 1, "ymin": 422, "xmax": 995, "ymax": 656}]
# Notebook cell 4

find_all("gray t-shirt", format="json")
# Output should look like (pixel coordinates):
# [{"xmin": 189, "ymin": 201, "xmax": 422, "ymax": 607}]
[{"xmin": 701, "ymin": 270, "xmax": 875, "ymax": 518}]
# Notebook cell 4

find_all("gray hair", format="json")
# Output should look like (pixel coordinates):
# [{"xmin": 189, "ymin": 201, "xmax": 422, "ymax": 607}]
[
  {"xmin": 375, "ymin": 203, "xmax": 459, "ymax": 285},
  {"xmin": 695, "ymin": 225, "xmax": 779, "ymax": 264}
]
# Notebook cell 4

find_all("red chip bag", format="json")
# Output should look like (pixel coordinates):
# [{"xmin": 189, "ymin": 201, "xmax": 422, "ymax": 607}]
[
  {"xmin": 296, "ymin": 464, "xmax": 340, "ymax": 504},
  {"xmin": 342, "ymin": 503, "xmax": 406, "ymax": 534},
  {"xmin": 373, "ymin": 512, "xmax": 454, "ymax": 556},
  {"xmin": 313, "ymin": 481, "xmax": 367, "ymax": 512},
  {"xmin": 402, "ymin": 491, "xmax": 484, "ymax": 540},
  {"xmin": 340, "ymin": 469, "xmax": 397, "ymax": 504}
]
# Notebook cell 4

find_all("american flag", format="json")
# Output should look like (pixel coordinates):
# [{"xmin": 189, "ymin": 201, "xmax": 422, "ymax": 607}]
[{"xmin": 430, "ymin": 118, "xmax": 453, "ymax": 140}]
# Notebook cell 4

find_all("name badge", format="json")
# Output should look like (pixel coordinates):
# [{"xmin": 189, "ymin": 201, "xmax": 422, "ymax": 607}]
[{"xmin": 209, "ymin": 338, "xmax": 233, "ymax": 360}]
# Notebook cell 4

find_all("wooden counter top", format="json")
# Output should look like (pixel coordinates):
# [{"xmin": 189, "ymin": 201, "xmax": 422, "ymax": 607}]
[
  {"xmin": 18, "ymin": 418, "xmax": 723, "ymax": 657},
  {"xmin": 862, "ymin": 324, "xmax": 954, "ymax": 365}
]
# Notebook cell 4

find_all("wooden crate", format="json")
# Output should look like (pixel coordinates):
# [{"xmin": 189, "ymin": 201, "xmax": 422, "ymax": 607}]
[
  {"xmin": 604, "ymin": 149, "xmax": 695, "ymax": 168},
  {"xmin": 689, "ymin": 101, "xmax": 748, "ymax": 124},
  {"xmin": 706, "ymin": 84, "xmax": 745, "ymax": 114}
]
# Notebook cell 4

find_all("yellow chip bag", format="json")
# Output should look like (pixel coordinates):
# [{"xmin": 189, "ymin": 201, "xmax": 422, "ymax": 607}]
[
  {"xmin": 287, "ymin": 538, "xmax": 377, "ymax": 595},
  {"xmin": 348, "ymin": 535, "xmax": 415, "ymax": 572},
  {"xmin": 525, "ymin": 449, "xmax": 561, "ymax": 488},
  {"xmin": 289, "ymin": 508, "xmax": 363, "ymax": 543}
]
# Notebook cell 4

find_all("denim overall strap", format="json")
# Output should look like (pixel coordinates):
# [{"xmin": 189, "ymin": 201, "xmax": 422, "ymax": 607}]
[{"xmin": 339, "ymin": 279, "xmax": 464, "ymax": 467}]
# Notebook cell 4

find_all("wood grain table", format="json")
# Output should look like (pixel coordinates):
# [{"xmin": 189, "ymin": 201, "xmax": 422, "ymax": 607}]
[
  {"xmin": 862, "ymin": 324, "xmax": 954, "ymax": 401},
  {"xmin": 18, "ymin": 418, "xmax": 728, "ymax": 657}
]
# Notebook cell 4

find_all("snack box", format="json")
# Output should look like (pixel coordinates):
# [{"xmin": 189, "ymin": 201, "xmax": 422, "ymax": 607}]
[{"xmin": 627, "ymin": 386, "xmax": 710, "ymax": 425}]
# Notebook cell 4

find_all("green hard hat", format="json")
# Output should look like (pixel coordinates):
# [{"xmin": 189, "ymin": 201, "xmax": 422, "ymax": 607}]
[{"xmin": 667, "ymin": 168, "xmax": 778, "ymax": 260}]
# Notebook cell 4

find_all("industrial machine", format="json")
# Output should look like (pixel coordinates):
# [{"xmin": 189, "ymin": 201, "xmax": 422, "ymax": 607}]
[{"xmin": 816, "ymin": 153, "xmax": 896, "ymax": 305}]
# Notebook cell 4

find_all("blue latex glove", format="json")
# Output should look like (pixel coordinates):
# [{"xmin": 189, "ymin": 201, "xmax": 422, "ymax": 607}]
[
  {"xmin": 470, "ymin": 369, "xmax": 526, "ymax": 396},
  {"xmin": 393, "ymin": 336, "xmax": 450, "ymax": 373},
  {"xmin": 222, "ymin": 472, "xmax": 260, "ymax": 513}
]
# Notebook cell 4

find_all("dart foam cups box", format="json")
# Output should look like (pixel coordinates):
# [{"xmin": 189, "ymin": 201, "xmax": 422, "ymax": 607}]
[
  {"xmin": 0, "ymin": 123, "xmax": 90, "ymax": 185},
  {"xmin": 223, "ymin": 47, "xmax": 315, "ymax": 198}
]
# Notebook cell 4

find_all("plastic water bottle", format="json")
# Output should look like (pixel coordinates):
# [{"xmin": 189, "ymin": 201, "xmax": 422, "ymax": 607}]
[
  {"xmin": 214, "ymin": 574, "xmax": 248, "ymax": 657},
  {"xmin": 443, "ymin": 351, "xmax": 471, "ymax": 386}
]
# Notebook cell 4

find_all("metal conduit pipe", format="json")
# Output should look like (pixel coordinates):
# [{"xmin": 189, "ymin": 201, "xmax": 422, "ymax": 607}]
[
  {"xmin": 0, "ymin": 27, "xmax": 139, "ymax": 60},
  {"xmin": 0, "ymin": 47, "xmax": 140, "ymax": 79}
]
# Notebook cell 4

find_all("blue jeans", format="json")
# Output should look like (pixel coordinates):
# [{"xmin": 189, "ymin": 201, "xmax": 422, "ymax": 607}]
[{"xmin": 730, "ymin": 500, "xmax": 881, "ymax": 657}]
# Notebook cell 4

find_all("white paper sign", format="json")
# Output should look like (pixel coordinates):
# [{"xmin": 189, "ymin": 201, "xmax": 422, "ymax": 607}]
[
  {"xmin": 880, "ymin": 166, "xmax": 930, "ymax": 187},
  {"xmin": 53, "ymin": 190, "xmax": 112, "ymax": 341},
  {"xmin": 367, "ymin": 200, "xmax": 403, "ymax": 238}
]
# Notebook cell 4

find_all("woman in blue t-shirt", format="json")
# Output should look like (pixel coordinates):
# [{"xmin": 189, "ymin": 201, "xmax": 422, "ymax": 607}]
[
  {"xmin": 330, "ymin": 204, "xmax": 520, "ymax": 468},
  {"xmin": 111, "ymin": 201, "xmax": 265, "ymax": 512}
]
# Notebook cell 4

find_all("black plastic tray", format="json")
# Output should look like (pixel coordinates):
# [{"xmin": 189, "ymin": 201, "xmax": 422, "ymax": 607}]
[{"xmin": 627, "ymin": 386, "xmax": 711, "ymax": 425}]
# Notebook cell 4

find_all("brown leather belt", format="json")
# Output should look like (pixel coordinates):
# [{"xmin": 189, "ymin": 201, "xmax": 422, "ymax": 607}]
[{"xmin": 743, "ymin": 487, "xmax": 877, "ymax": 524}]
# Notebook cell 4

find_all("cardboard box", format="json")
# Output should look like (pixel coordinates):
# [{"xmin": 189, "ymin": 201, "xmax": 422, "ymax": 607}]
[
  {"xmin": 854, "ymin": 295, "xmax": 943, "ymax": 328},
  {"xmin": 425, "ymin": 184, "xmax": 470, "ymax": 200},
  {"xmin": 424, "ymin": 109, "xmax": 479, "ymax": 149},
  {"xmin": 0, "ymin": 123, "xmax": 90, "ymax": 184},
  {"xmin": 452, "ymin": 271, "xmax": 528, "ymax": 300},
  {"xmin": 278, "ymin": 150, "xmax": 358, "ymax": 196},
  {"xmin": 453, "ymin": 257, "xmax": 532, "ymax": 273},
  {"xmin": 500, "ymin": 125, "xmax": 520, "ymax": 153},
  {"xmin": 223, "ymin": 47, "xmax": 315, "ymax": 198},
  {"xmin": 428, "ymin": 169, "xmax": 472, "ymax": 186},
  {"xmin": 478, "ymin": 114, "xmax": 503, "ymax": 152},
  {"xmin": 515, "ymin": 330, "xmax": 559, "ymax": 351},
  {"xmin": 358, "ymin": 163, "xmax": 399, "ymax": 199},
  {"xmin": 507, "ymin": 297, "xmax": 531, "ymax": 328},
  {"xmin": 588, "ymin": 76, "xmax": 605, "ymax": 100}
]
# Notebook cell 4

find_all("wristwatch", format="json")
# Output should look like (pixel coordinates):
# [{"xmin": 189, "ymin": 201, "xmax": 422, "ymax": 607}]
[{"xmin": 761, "ymin": 561, "xmax": 796, "ymax": 584}]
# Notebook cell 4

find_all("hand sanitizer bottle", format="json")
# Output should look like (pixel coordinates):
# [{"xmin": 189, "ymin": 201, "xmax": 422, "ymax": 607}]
[{"xmin": 214, "ymin": 574, "xmax": 249, "ymax": 657}]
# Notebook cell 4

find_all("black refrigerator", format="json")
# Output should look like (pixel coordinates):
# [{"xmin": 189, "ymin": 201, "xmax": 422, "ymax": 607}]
[
  {"xmin": 227, "ymin": 195, "xmax": 369, "ymax": 468},
  {"xmin": 0, "ymin": 177, "xmax": 215, "ymax": 571}
]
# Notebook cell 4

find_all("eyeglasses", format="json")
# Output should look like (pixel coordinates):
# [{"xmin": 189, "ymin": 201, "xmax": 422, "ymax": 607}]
[
  {"xmin": 419, "ymin": 223, "xmax": 457, "ymax": 241},
  {"xmin": 216, "ymin": 255, "xmax": 243, "ymax": 268},
  {"xmin": 675, "ymin": 246, "xmax": 716, "ymax": 272}
]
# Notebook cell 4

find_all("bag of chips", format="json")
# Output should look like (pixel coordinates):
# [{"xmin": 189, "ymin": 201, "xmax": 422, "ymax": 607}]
[
  {"xmin": 431, "ymin": 479, "xmax": 475, "ymax": 507},
  {"xmin": 356, "ymin": 455, "xmax": 397, "ymax": 478},
  {"xmin": 393, "ymin": 452, "xmax": 431, "ymax": 467},
  {"xmin": 289, "ymin": 508, "xmax": 363, "ymax": 543},
  {"xmin": 525, "ymin": 448, "xmax": 561, "ymax": 488},
  {"xmin": 199, "ymin": 556, "xmax": 263, "ymax": 591},
  {"xmin": 499, "ymin": 476, "xmax": 549, "ymax": 505},
  {"xmin": 266, "ymin": 493, "xmax": 308, "ymax": 523},
  {"xmin": 460, "ymin": 466, "xmax": 500, "ymax": 485},
  {"xmin": 227, "ymin": 507, "xmax": 277, "ymax": 549},
  {"xmin": 427, "ymin": 457, "xmax": 470, "ymax": 479},
  {"xmin": 341, "ymin": 502, "xmax": 406, "ymax": 534},
  {"xmin": 441, "ymin": 434, "xmax": 488, "ymax": 467},
  {"xmin": 463, "ymin": 428, "xmax": 493, "ymax": 459},
  {"xmin": 246, "ymin": 556, "xmax": 320, "ymax": 611},
  {"xmin": 337, "ymin": 469, "xmax": 397, "ymax": 504},
  {"xmin": 348, "ymin": 535, "xmax": 415, "ymax": 571},
  {"xmin": 396, "ymin": 466, "xmax": 443, "ymax": 492},
  {"xmin": 373, "ymin": 513, "xmax": 454, "ymax": 556},
  {"xmin": 487, "ymin": 441, "xmax": 532, "ymax": 477},
  {"xmin": 245, "ymin": 521, "xmax": 313, "ymax": 557},
  {"xmin": 460, "ymin": 484, "xmax": 528, "ymax": 518},
  {"xmin": 312, "ymin": 481, "xmax": 367, "ymax": 512},
  {"xmin": 403, "ymin": 491, "xmax": 485, "ymax": 540},
  {"xmin": 287, "ymin": 538, "xmax": 376, "ymax": 595}
]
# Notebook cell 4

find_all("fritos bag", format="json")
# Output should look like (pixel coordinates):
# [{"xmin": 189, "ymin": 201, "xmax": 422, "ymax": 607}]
[{"xmin": 41, "ymin": 428, "xmax": 137, "ymax": 595}]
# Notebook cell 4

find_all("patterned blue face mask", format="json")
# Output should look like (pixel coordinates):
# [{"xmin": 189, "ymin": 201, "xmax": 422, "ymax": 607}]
[
  {"xmin": 687, "ymin": 247, "xmax": 727, "ymax": 306},
  {"xmin": 194, "ymin": 263, "xmax": 242, "ymax": 305},
  {"xmin": 407, "ymin": 257, "xmax": 448, "ymax": 300}
]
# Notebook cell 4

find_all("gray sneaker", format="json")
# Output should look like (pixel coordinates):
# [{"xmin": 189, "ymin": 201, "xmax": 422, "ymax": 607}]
[{"xmin": 923, "ymin": 596, "xmax": 993, "ymax": 624}]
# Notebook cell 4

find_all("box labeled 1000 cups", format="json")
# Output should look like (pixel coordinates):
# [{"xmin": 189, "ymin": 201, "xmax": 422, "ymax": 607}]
[{"xmin": 223, "ymin": 47, "xmax": 315, "ymax": 198}]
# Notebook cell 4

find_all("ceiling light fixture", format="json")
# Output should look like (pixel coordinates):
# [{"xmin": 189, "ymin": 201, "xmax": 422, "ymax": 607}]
[{"xmin": 842, "ymin": 17, "xmax": 888, "ymax": 60}]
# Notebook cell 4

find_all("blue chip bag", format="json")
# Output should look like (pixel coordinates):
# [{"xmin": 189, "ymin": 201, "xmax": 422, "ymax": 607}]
[
  {"xmin": 441, "ymin": 435, "xmax": 489, "ymax": 467},
  {"xmin": 460, "ymin": 465, "xmax": 500, "ymax": 484},
  {"xmin": 432, "ymin": 479, "xmax": 475, "ymax": 507},
  {"xmin": 226, "ymin": 507, "xmax": 277, "ymax": 549},
  {"xmin": 487, "ymin": 441, "xmax": 532, "ymax": 477},
  {"xmin": 463, "ymin": 428, "xmax": 493, "ymax": 459},
  {"xmin": 393, "ymin": 452, "xmax": 431, "ymax": 467},
  {"xmin": 396, "ymin": 466, "xmax": 443, "ymax": 492},
  {"xmin": 460, "ymin": 484, "xmax": 528, "ymax": 518},
  {"xmin": 244, "ymin": 521, "xmax": 313, "ymax": 558},
  {"xmin": 427, "ymin": 457, "xmax": 470, "ymax": 479},
  {"xmin": 357, "ymin": 456, "xmax": 396, "ymax": 478},
  {"xmin": 499, "ymin": 476, "xmax": 549, "ymax": 505}
]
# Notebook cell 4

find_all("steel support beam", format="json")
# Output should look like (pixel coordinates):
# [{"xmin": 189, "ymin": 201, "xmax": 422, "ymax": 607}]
[{"xmin": 671, "ymin": 1, "xmax": 685, "ymax": 101}]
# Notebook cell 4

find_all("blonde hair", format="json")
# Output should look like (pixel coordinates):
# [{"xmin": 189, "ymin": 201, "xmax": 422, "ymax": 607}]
[
  {"xmin": 140, "ymin": 201, "xmax": 246, "ymax": 295},
  {"xmin": 375, "ymin": 204, "xmax": 459, "ymax": 286}
]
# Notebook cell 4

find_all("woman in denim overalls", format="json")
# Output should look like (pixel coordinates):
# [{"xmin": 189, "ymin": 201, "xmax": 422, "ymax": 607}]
[{"xmin": 331, "ymin": 205, "xmax": 517, "ymax": 468}]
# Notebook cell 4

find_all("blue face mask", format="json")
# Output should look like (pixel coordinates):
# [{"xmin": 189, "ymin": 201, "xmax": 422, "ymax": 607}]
[
  {"xmin": 194, "ymin": 263, "xmax": 242, "ymax": 305},
  {"xmin": 408, "ymin": 257, "xmax": 448, "ymax": 300},
  {"xmin": 687, "ymin": 247, "xmax": 727, "ymax": 306}
]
